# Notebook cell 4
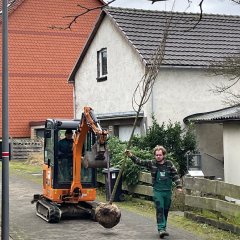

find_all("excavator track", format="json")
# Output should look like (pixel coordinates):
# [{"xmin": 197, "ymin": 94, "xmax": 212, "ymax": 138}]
[
  {"xmin": 36, "ymin": 199, "xmax": 61, "ymax": 223},
  {"xmin": 35, "ymin": 198, "xmax": 98, "ymax": 223},
  {"xmin": 60, "ymin": 202, "xmax": 95, "ymax": 220}
]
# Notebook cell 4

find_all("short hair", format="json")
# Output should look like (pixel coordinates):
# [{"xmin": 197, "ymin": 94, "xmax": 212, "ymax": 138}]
[
  {"xmin": 153, "ymin": 145, "xmax": 167, "ymax": 155},
  {"xmin": 65, "ymin": 129, "xmax": 73, "ymax": 134}
]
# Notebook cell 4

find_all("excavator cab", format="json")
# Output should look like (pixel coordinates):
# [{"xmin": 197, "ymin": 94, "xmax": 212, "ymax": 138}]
[{"xmin": 44, "ymin": 119, "xmax": 96, "ymax": 191}]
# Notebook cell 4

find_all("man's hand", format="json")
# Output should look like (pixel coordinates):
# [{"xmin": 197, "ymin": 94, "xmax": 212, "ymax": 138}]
[
  {"xmin": 125, "ymin": 150, "xmax": 133, "ymax": 157},
  {"xmin": 176, "ymin": 188, "xmax": 183, "ymax": 194}
]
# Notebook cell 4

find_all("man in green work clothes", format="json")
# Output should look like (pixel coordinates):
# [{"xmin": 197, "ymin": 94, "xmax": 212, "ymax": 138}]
[{"xmin": 125, "ymin": 145, "xmax": 182, "ymax": 239}]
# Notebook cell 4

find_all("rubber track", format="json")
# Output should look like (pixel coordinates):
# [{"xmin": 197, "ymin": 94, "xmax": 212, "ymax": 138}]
[{"xmin": 36, "ymin": 199, "xmax": 61, "ymax": 223}]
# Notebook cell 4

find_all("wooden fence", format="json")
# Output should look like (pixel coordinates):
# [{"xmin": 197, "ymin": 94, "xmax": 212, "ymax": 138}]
[
  {"xmin": 98, "ymin": 172, "xmax": 240, "ymax": 233},
  {"xmin": 123, "ymin": 171, "xmax": 153, "ymax": 196},
  {"xmin": 98, "ymin": 171, "xmax": 185, "ymax": 210},
  {"xmin": 184, "ymin": 177, "xmax": 240, "ymax": 234},
  {"xmin": 98, "ymin": 171, "xmax": 153, "ymax": 196},
  {"xmin": 11, "ymin": 138, "xmax": 43, "ymax": 160}
]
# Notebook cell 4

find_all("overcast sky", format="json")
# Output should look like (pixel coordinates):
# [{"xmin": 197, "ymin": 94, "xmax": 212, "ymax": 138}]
[{"xmin": 111, "ymin": 0, "xmax": 240, "ymax": 16}]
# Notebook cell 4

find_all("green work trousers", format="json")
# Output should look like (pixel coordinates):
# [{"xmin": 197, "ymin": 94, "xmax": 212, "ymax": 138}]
[{"xmin": 153, "ymin": 189, "xmax": 172, "ymax": 231}]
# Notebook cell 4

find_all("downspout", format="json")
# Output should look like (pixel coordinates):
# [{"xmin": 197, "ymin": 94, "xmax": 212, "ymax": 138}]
[{"xmin": 73, "ymin": 82, "xmax": 76, "ymax": 119}]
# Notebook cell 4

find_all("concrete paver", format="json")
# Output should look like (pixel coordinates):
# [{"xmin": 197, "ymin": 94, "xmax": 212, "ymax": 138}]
[{"xmin": 0, "ymin": 171, "xmax": 204, "ymax": 240}]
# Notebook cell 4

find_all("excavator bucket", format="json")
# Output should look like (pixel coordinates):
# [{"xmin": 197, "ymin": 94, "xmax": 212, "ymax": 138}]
[{"xmin": 82, "ymin": 151, "xmax": 107, "ymax": 168}]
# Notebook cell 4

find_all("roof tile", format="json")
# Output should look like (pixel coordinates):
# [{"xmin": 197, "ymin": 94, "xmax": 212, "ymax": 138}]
[
  {"xmin": 184, "ymin": 105, "xmax": 240, "ymax": 123},
  {"xmin": 106, "ymin": 7, "xmax": 240, "ymax": 67}
]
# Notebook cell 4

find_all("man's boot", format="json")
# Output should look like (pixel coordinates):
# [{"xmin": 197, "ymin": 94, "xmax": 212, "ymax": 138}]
[
  {"xmin": 164, "ymin": 231, "xmax": 169, "ymax": 236},
  {"xmin": 159, "ymin": 230, "xmax": 166, "ymax": 239}
]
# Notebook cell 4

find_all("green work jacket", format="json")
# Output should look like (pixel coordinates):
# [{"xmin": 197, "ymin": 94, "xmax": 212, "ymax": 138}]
[{"xmin": 130, "ymin": 155, "xmax": 182, "ymax": 191}]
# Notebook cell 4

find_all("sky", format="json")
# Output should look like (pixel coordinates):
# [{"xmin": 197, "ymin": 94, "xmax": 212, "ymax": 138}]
[{"xmin": 111, "ymin": 0, "xmax": 240, "ymax": 16}]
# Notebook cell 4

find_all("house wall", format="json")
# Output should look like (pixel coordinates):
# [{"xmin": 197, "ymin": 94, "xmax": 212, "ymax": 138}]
[
  {"xmin": 194, "ymin": 124, "xmax": 224, "ymax": 179},
  {"xmin": 223, "ymin": 123, "xmax": 240, "ymax": 186},
  {"xmin": 74, "ymin": 17, "xmax": 147, "ymax": 140},
  {"xmin": 74, "ymin": 17, "xmax": 145, "ymax": 118},
  {"xmin": 151, "ymin": 68, "xmax": 226, "ymax": 123},
  {"xmin": 119, "ymin": 125, "xmax": 141, "ymax": 141}
]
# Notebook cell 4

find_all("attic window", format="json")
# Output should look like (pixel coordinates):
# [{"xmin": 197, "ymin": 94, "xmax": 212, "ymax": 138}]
[{"xmin": 97, "ymin": 48, "xmax": 107, "ymax": 81}]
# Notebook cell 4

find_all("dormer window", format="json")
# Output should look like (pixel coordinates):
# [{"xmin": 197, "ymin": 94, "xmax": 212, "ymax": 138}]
[{"xmin": 97, "ymin": 48, "xmax": 107, "ymax": 81}]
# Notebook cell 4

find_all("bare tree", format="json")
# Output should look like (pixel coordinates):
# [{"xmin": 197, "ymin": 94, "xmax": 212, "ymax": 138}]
[{"xmin": 208, "ymin": 54, "xmax": 240, "ymax": 105}]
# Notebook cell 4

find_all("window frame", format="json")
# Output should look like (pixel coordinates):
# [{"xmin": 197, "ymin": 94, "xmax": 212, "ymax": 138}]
[{"xmin": 97, "ymin": 48, "xmax": 107, "ymax": 82}]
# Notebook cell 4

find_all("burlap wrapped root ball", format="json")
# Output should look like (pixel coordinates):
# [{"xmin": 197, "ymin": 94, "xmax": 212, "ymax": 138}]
[{"xmin": 95, "ymin": 202, "xmax": 121, "ymax": 228}]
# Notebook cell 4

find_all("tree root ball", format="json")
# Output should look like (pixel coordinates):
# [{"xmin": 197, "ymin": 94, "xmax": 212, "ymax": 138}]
[{"xmin": 95, "ymin": 202, "xmax": 121, "ymax": 228}]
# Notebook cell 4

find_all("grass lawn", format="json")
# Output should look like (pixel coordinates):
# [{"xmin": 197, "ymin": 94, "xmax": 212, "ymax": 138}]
[{"xmin": 5, "ymin": 160, "xmax": 240, "ymax": 240}]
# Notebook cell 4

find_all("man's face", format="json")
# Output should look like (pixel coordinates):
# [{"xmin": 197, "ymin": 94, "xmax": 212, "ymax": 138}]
[
  {"xmin": 65, "ymin": 133, "xmax": 73, "ymax": 140},
  {"xmin": 155, "ymin": 150, "xmax": 164, "ymax": 163}
]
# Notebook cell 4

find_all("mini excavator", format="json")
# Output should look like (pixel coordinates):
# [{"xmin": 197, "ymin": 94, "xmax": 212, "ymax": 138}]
[{"xmin": 32, "ymin": 107, "xmax": 109, "ymax": 223}]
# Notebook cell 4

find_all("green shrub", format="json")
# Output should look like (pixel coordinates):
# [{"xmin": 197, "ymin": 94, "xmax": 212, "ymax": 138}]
[
  {"xmin": 108, "ymin": 137, "xmax": 151, "ymax": 186},
  {"xmin": 107, "ymin": 118, "xmax": 197, "ymax": 185},
  {"xmin": 132, "ymin": 117, "xmax": 197, "ymax": 176}
]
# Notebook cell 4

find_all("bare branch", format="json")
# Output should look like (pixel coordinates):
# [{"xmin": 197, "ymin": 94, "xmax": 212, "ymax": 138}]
[
  {"xmin": 49, "ymin": 0, "xmax": 116, "ymax": 30},
  {"xmin": 148, "ymin": 0, "xmax": 167, "ymax": 3},
  {"xmin": 132, "ymin": 15, "xmax": 172, "ymax": 112},
  {"xmin": 190, "ymin": 0, "xmax": 203, "ymax": 29},
  {"xmin": 208, "ymin": 53, "xmax": 240, "ymax": 104},
  {"xmin": 220, "ymin": 90, "xmax": 240, "ymax": 106},
  {"xmin": 179, "ymin": 0, "xmax": 204, "ymax": 31},
  {"xmin": 184, "ymin": 0, "xmax": 192, "ymax": 12},
  {"xmin": 211, "ymin": 76, "xmax": 240, "ymax": 93}
]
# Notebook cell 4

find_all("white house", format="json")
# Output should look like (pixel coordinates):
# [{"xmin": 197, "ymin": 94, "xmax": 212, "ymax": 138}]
[{"xmin": 68, "ymin": 7, "xmax": 240, "ymax": 183}]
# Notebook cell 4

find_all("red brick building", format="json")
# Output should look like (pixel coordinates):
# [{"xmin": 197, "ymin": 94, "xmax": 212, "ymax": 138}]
[{"xmin": 0, "ymin": 0, "xmax": 103, "ymax": 138}]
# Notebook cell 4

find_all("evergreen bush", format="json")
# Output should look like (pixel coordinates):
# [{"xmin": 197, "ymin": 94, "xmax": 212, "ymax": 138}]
[{"xmin": 108, "ymin": 117, "xmax": 197, "ymax": 186}]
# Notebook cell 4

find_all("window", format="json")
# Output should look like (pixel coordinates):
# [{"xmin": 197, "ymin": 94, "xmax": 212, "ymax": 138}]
[
  {"xmin": 44, "ymin": 129, "xmax": 54, "ymax": 166},
  {"xmin": 97, "ymin": 48, "xmax": 107, "ymax": 81}
]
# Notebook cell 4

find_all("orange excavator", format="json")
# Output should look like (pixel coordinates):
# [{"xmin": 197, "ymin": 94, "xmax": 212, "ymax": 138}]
[{"xmin": 32, "ymin": 106, "xmax": 108, "ymax": 223}]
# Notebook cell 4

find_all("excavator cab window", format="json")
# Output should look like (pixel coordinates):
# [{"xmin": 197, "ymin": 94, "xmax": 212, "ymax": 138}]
[
  {"xmin": 44, "ymin": 129, "xmax": 54, "ymax": 167},
  {"xmin": 81, "ymin": 131, "xmax": 97, "ymax": 187},
  {"xmin": 57, "ymin": 129, "xmax": 74, "ymax": 183},
  {"xmin": 81, "ymin": 131, "xmax": 96, "ymax": 186},
  {"xmin": 56, "ymin": 129, "xmax": 96, "ymax": 187}
]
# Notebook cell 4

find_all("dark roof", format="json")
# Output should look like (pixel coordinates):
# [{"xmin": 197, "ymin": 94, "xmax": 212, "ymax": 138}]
[
  {"xmin": 106, "ymin": 7, "xmax": 240, "ymax": 67},
  {"xmin": 183, "ymin": 105, "xmax": 240, "ymax": 123},
  {"xmin": 68, "ymin": 7, "xmax": 240, "ymax": 82}
]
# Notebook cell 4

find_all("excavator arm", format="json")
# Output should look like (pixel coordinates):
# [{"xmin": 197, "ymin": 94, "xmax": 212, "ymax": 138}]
[{"xmin": 70, "ymin": 106, "xmax": 108, "ymax": 199}]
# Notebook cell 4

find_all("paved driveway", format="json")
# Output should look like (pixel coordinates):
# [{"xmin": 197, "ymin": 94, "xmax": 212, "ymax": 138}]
[{"xmin": 0, "ymin": 170, "xmax": 204, "ymax": 240}]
